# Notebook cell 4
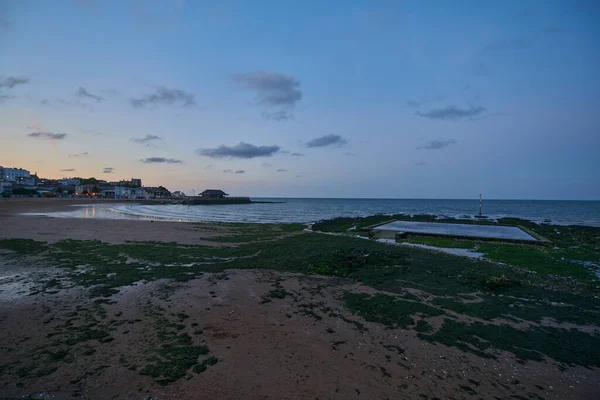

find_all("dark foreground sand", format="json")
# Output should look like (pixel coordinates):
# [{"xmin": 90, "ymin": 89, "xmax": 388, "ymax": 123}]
[{"xmin": 0, "ymin": 199, "xmax": 598, "ymax": 399}]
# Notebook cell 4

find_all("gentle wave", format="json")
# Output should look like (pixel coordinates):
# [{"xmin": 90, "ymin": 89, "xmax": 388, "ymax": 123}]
[
  {"xmin": 102, "ymin": 198, "xmax": 600, "ymax": 227},
  {"xmin": 25, "ymin": 198, "xmax": 600, "ymax": 227}
]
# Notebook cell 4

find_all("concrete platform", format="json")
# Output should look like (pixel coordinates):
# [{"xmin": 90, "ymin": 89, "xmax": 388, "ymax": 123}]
[{"xmin": 371, "ymin": 220, "xmax": 539, "ymax": 242}]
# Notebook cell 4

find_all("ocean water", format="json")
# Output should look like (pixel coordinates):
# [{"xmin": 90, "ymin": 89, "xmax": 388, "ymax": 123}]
[{"xmin": 36, "ymin": 198, "xmax": 600, "ymax": 227}]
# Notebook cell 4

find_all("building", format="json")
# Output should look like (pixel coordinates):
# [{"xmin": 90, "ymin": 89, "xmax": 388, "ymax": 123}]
[
  {"xmin": 142, "ymin": 186, "xmax": 171, "ymax": 199},
  {"xmin": 131, "ymin": 178, "xmax": 142, "ymax": 188},
  {"xmin": 0, "ymin": 167, "xmax": 35, "ymax": 186},
  {"xmin": 0, "ymin": 181, "xmax": 13, "ymax": 196},
  {"xmin": 200, "ymin": 189, "xmax": 228, "ymax": 198},
  {"xmin": 114, "ymin": 186, "xmax": 147, "ymax": 199},
  {"xmin": 59, "ymin": 178, "xmax": 81, "ymax": 187},
  {"xmin": 172, "ymin": 191, "xmax": 186, "ymax": 198},
  {"xmin": 75, "ymin": 184, "xmax": 100, "ymax": 194}
]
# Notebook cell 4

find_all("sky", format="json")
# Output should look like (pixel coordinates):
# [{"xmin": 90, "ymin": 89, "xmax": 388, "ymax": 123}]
[{"xmin": 0, "ymin": 0, "xmax": 599, "ymax": 199}]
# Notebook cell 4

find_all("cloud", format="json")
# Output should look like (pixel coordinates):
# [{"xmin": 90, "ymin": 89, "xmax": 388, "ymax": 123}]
[
  {"xmin": 140, "ymin": 157, "xmax": 183, "ymax": 164},
  {"xmin": 295, "ymin": 175, "xmax": 301, "ymax": 178},
  {"xmin": 417, "ymin": 138, "xmax": 457, "ymax": 150},
  {"xmin": 60, "ymin": 168, "xmax": 76, "ymax": 172},
  {"xmin": 76, "ymin": 87, "xmax": 103, "ymax": 102},
  {"xmin": 0, "ymin": 76, "xmax": 29, "ymax": 102},
  {"xmin": 262, "ymin": 110, "xmax": 294, "ymax": 121},
  {"xmin": 204, "ymin": 164, "xmax": 213, "ymax": 170},
  {"xmin": 344, "ymin": 152, "xmax": 357, "ymax": 157},
  {"xmin": 406, "ymin": 95, "xmax": 444, "ymax": 108},
  {"xmin": 262, "ymin": 162, "xmax": 272, "ymax": 167},
  {"xmin": 28, "ymin": 132, "xmax": 67, "ymax": 140},
  {"xmin": 416, "ymin": 106, "xmax": 486, "ymax": 120},
  {"xmin": 131, "ymin": 87, "xmax": 196, "ymax": 108},
  {"xmin": 290, "ymin": 152, "xmax": 305, "ymax": 157},
  {"xmin": 232, "ymin": 70, "xmax": 302, "ymax": 121},
  {"xmin": 38, "ymin": 98, "xmax": 94, "ymax": 110},
  {"xmin": 415, "ymin": 161, "xmax": 428, "ymax": 166},
  {"xmin": 276, "ymin": 169, "xmax": 287, "ymax": 172},
  {"xmin": 223, "ymin": 169, "xmax": 246, "ymax": 174},
  {"xmin": 196, "ymin": 142, "xmax": 281, "ymax": 159},
  {"xmin": 305, "ymin": 134, "xmax": 347, "ymax": 148},
  {"xmin": 0, "ymin": 76, "xmax": 30, "ymax": 89},
  {"xmin": 131, "ymin": 134, "xmax": 163, "ymax": 147},
  {"xmin": 69, "ymin": 152, "xmax": 89, "ymax": 157},
  {"xmin": 103, "ymin": 167, "xmax": 114, "ymax": 174}
]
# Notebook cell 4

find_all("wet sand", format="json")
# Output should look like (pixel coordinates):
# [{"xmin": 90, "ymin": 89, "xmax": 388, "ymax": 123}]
[
  {"xmin": 0, "ymin": 198, "xmax": 224, "ymax": 245},
  {"xmin": 1, "ymin": 198, "xmax": 599, "ymax": 399}
]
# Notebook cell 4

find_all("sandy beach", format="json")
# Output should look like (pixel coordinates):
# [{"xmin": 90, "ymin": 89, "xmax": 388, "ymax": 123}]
[
  {"xmin": 0, "ymin": 198, "xmax": 225, "ymax": 245},
  {"xmin": 1, "ymin": 199, "xmax": 599, "ymax": 400}
]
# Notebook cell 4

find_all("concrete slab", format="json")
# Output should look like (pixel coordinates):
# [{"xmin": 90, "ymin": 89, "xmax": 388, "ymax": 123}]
[{"xmin": 372, "ymin": 221, "xmax": 538, "ymax": 242}]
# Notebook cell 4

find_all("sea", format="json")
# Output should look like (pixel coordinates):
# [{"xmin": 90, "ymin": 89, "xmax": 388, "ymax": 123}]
[{"xmin": 35, "ymin": 198, "xmax": 600, "ymax": 227}]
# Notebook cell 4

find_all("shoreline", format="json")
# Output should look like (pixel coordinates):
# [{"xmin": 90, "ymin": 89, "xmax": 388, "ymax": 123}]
[{"xmin": 1, "ymin": 199, "xmax": 599, "ymax": 399}]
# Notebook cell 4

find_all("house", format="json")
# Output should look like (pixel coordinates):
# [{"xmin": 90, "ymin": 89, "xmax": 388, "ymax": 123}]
[
  {"xmin": 75, "ymin": 184, "xmax": 99, "ymax": 195},
  {"xmin": 0, "ymin": 181, "xmax": 13, "ymax": 196},
  {"xmin": 0, "ymin": 166, "xmax": 36, "ymax": 186},
  {"xmin": 172, "ymin": 191, "xmax": 186, "ymax": 198},
  {"xmin": 200, "ymin": 189, "xmax": 228, "ymax": 198},
  {"xmin": 114, "ymin": 186, "xmax": 147, "ymax": 199}
]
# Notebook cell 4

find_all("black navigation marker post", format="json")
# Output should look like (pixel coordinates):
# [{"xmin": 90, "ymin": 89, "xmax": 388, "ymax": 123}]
[{"xmin": 475, "ymin": 193, "xmax": 487, "ymax": 219}]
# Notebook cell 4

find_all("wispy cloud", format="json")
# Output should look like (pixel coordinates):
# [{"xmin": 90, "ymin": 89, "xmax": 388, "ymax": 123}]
[
  {"xmin": 69, "ymin": 152, "xmax": 89, "ymax": 157},
  {"xmin": 196, "ymin": 142, "xmax": 281, "ymax": 159},
  {"xmin": 0, "ymin": 76, "xmax": 30, "ymax": 89},
  {"xmin": 140, "ymin": 157, "xmax": 183, "ymax": 164},
  {"xmin": 28, "ymin": 132, "xmax": 67, "ymax": 140},
  {"xmin": 0, "ymin": 76, "xmax": 30, "ymax": 102},
  {"xmin": 223, "ymin": 169, "xmax": 246, "ymax": 174},
  {"xmin": 344, "ymin": 152, "xmax": 357, "ymax": 157},
  {"xmin": 131, "ymin": 134, "xmax": 163, "ymax": 147},
  {"xmin": 276, "ymin": 169, "xmax": 287, "ymax": 172},
  {"xmin": 39, "ymin": 98, "xmax": 94, "ymax": 110},
  {"xmin": 131, "ymin": 87, "xmax": 195, "ymax": 108},
  {"xmin": 204, "ymin": 164, "xmax": 213, "ymax": 170},
  {"xmin": 262, "ymin": 162, "xmax": 272, "ymax": 167},
  {"xmin": 103, "ymin": 167, "xmax": 114, "ymax": 174},
  {"xmin": 232, "ymin": 70, "xmax": 302, "ymax": 121},
  {"xmin": 415, "ymin": 161, "xmax": 428, "ymax": 166},
  {"xmin": 417, "ymin": 138, "xmax": 457, "ymax": 150},
  {"xmin": 417, "ymin": 106, "xmax": 486, "ymax": 120},
  {"xmin": 290, "ymin": 152, "xmax": 305, "ymax": 157},
  {"xmin": 76, "ymin": 87, "xmax": 103, "ymax": 102},
  {"xmin": 60, "ymin": 168, "xmax": 76, "ymax": 172},
  {"xmin": 305, "ymin": 134, "xmax": 347, "ymax": 148}
]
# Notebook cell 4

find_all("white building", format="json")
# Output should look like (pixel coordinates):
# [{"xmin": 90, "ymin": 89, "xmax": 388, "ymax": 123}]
[
  {"xmin": 0, "ymin": 167, "xmax": 35, "ymax": 186},
  {"xmin": 0, "ymin": 181, "xmax": 13, "ymax": 195},
  {"xmin": 59, "ymin": 178, "xmax": 81, "ymax": 187},
  {"xmin": 114, "ymin": 187, "xmax": 147, "ymax": 199}
]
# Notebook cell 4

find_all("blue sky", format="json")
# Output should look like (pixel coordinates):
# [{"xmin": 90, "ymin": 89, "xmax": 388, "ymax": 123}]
[{"xmin": 1, "ymin": 0, "xmax": 599, "ymax": 199}]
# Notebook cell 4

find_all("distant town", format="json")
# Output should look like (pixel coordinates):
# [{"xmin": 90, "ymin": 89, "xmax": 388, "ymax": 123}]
[{"xmin": 0, "ymin": 165, "xmax": 185, "ymax": 199}]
